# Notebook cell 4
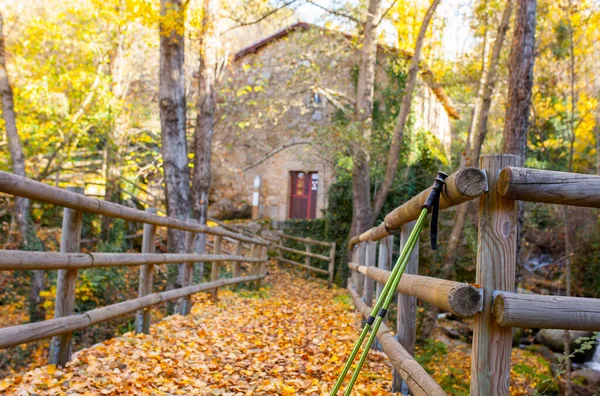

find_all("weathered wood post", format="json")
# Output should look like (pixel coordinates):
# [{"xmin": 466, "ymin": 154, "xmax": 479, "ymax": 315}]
[
  {"xmin": 392, "ymin": 221, "xmax": 419, "ymax": 394},
  {"xmin": 179, "ymin": 220, "xmax": 196, "ymax": 315},
  {"xmin": 376, "ymin": 235, "xmax": 393, "ymax": 300},
  {"xmin": 351, "ymin": 242, "xmax": 366, "ymax": 296},
  {"xmin": 305, "ymin": 241, "xmax": 312, "ymax": 278},
  {"xmin": 363, "ymin": 241, "xmax": 377, "ymax": 307},
  {"xmin": 211, "ymin": 235, "xmax": 222, "ymax": 302},
  {"xmin": 250, "ymin": 243, "xmax": 261, "ymax": 289},
  {"xmin": 327, "ymin": 242, "xmax": 336, "ymax": 288},
  {"xmin": 233, "ymin": 240, "xmax": 242, "ymax": 278},
  {"xmin": 470, "ymin": 154, "xmax": 518, "ymax": 396},
  {"xmin": 277, "ymin": 236, "xmax": 284, "ymax": 267},
  {"xmin": 259, "ymin": 245, "xmax": 268, "ymax": 287},
  {"xmin": 49, "ymin": 186, "xmax": 83, "ymax": 366},
  {"xmin": 136, "ymin": 208, "xmax": 157, "ymax": 333}
]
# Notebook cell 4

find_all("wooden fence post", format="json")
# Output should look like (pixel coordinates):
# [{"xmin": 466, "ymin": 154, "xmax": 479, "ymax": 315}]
[
  {"xmin": 363, "ymin": 241, "xmax": 377, "ymax": 307},
  {"xmin": 211, "ymin": 235, "xmax": 222, "ymax": 302},
  {"xmin": 305, "ymin": 242, "xmax": 312, "ymax": 278},
  {"xmin": 49, "ymin": 186, "xmax": 83, "ymax": 366},
  {"xmin": 470, "ymin": 154, "xmax": 519, "ymax": 396},
  {"xmin": 250, "ymin": 243, "xmax": 261, "ymax": 288},
  {"xmin": 392, "ymin": 222, "xmax": 419, "ymax": 394},
  {"xmin": 328, "ymin": 242, "xmax": 336, "ymax": 288},
  {"xmin": 233, "ymin": 240, "xmax": 242, "ymax": 278},
  {"xmin": 351, "ymin": 242, "xmax": 366, "ymax": 296},
  {"xmin": 179, "ymin": 219, "xmax": 196, "ymax": 315},
  {"xmin": 259, "ymin": 245, "xmax": 268, "ymax": 287},
  {"xmin": 277, "ymin": 236, "xmax": 284, "ymax": 267},
  {"xmin": 136, "ymin": 208, "xmax": 157, "ymax": 334},
  {"xmin": 376, "ymin": 235, "xmax": 393, "ymax": 300}
]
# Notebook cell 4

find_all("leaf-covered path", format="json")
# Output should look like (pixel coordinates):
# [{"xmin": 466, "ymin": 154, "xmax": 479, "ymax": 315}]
[{"xmin": 1, "ymin": 265, "xmax": 393, "ymax": 395}]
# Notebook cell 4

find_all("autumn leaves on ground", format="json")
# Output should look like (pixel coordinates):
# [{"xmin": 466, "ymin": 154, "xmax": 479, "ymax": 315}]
[{"xmin": 1, "ymin": 265, "xmax": 550, "ymax": 395}]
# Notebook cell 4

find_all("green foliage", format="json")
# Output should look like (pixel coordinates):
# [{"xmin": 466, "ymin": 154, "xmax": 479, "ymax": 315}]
[
  {"xmin": 415, "ymin": 338, "xmax": 447, "ymax": 367},
  {"xmin": 333, "ymin": 293, "xmax": 352, "ymax": 309},
  {"xmin": 533, "ymin": 333, "xmax": 599, "ymax": 395},
  {"xmin": 235, "ymin": 285, "xmax": 270, "ymax": 299}
]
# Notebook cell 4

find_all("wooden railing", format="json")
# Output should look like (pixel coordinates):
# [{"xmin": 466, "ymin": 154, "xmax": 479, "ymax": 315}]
[
  {"xmin": 0, "ymin": 171, "xmax": 269, "ymax": 367},
  {"xmin": 274, "ymin": 233, "xmax": 336, "ymax": 287},
  {"xmin": 345, "ymin": 155, "xmax": 600, "ymax": 395}
]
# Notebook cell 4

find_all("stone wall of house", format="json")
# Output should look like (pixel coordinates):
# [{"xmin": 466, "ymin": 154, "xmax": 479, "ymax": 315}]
[{"xmin": 210, "ymin": 26, "xmax": 454, "ymax": 220}]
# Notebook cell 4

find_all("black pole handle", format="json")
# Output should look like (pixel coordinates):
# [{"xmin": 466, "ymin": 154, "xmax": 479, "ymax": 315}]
[{"xmin": 421, "ymin": 171, "xmax": 448, "ymax": 250}]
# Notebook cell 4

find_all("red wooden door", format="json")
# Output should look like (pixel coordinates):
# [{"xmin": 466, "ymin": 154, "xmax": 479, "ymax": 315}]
[{"xmin": 289, "ymin": 171, "xmax": 318, "ymax": 219}]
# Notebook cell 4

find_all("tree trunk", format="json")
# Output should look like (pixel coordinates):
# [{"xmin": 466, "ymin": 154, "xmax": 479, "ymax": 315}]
[
  {"xmin": 0, "ymin": 13, "xmax": 28, "ymax": 241},
  {"xmin": 159, "ymin": 0, "xmax": 190, "ymax": 260},
  {"xmin": 192, "ymin": 0, "xmax": 220, "ymax": 279},
  {"xmin": 350, "ymin": 149, "xmax": 374, "ymax": 237},
  {"xmin": 355, "ymin": 0, "xmax": 381, "ymax": 131},
  {"xmin": 502, "ymin": 0, "xmax": 536, "ymax": 163},
  {"xmin": 0, "ymin": 12, "xmax": 46, "ymax": 322},
  {"xmin": 348, "ymin": 0, "xmax": 382, "ymax": 238},
  {"xmin": 463, "ymin": 0, "xmax": 490, "ymax": 167},
  {"xmin": 421, "ymin": 0, "xmax": 514, "ymax": 340},
  {"xmin": 469, "ymin": 0, "xmax": 514, "ymax": 165},
  {"xmin": 373, "ymin": 0, "xmax": 442, "ymax": 219},
  {"xmin": 159, "ymin": 0, "xmax": 189, "ymax": 304},
  {"xmin": 501, "ymin": 0, "xmax": 536, "ymax": 316}
]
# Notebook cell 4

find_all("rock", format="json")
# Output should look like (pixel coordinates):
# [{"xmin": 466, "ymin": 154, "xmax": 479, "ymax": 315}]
[
  {"xmin": 311, "ymin": 110, "xmax": 322, "ymax": 122},
  {"xmin": 208, "ymin": 199, "xmax": 251, "ymax": 220},
  {"xmin": 245, "ymin": 221, "xmax": 262, "ymax": 235},
  {"xmin": 441, "ymin": 327, "xmax": 462, "ymax": 340},
  {"xmin": 535, "ymin": 329, "xmax": 597, "ymax": 363},
  {"xmin": 571, "ymin": 369, "xmax": 600, "ymax": 389}
]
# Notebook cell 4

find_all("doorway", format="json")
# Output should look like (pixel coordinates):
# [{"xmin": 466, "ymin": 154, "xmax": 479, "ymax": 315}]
[{"xmin": 288, "ymin": 171, "xmax": 318, "ymax": 219}]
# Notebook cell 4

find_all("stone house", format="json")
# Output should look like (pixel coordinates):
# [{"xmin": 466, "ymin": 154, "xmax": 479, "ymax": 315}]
[{"xmin": 209, "ymin": 22, "xmax": 459, "ymax": 220}]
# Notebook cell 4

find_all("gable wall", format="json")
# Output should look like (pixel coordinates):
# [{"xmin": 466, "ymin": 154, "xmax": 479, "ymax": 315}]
[{"xmin": 210, "ymin": 27, "xmax": 453, "ymax": 220}]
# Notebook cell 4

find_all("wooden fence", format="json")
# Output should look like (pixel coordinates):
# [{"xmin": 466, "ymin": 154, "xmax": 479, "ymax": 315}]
[
  {"xmin": 0, "ymin": 171, "xmax": 269, "ymax": 367},
  {"xmin": 343, "ymin": 155, "xmax": 600, "ymax": 395},
  {"xmin": 274, "ymin": 233, "xmax": 336, "ymax": 287}
]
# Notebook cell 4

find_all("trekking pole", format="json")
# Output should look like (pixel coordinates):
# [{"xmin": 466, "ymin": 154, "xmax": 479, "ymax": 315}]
[{"xmin": 331, "ymin": 171, "xmax": 447, "ymax": 396}]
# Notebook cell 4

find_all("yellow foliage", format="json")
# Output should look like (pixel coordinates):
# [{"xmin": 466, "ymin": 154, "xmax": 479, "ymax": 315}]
[{"xmin": 1, "ymin": 266, "xmax": 553, "ymax": 395}]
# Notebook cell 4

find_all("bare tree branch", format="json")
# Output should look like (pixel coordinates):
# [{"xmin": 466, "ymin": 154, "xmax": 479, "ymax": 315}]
[
  {"xmin": 223, "ymin": 0, "xmax": 299, "ymax": 34},
  {"xmin": 242, "ymin": 141, "xmax": 312, "ymax": 172},
  {"xmin": 375, "ymin": 0, "xmax": 398, "ymax": 27},
  {"xmin": 304, "ymin": 0, "xmax": 361, "ymax": 24}
]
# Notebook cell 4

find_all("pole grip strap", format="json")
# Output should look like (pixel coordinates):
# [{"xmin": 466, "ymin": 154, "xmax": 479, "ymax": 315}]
[{"xmin": 421, "ymin": 171, "xmax": 448, "ymax": 250}]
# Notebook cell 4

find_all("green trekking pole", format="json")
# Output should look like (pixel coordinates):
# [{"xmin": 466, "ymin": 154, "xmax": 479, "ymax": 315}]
[{"xmin": 331, "ymin": 171, "xmax": 447, "ymax": 395}]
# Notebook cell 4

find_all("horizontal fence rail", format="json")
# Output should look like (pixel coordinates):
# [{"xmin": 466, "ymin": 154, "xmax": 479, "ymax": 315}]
[
  {"xmin": 278, "ymin": 245, "xmax": 330, "ymax": 261},
  {"xmin": 280, "ymin": 233, "xmax": 333, "ymax": 247},
  {"xmin": 345, "ymin": 157, "xmax": 600, "ymax": 395},
  {"xmin": 350, "ymin": 167, "xmax": 487, "ymax": 247},
  {"xmin": 0, "ymin": 251, "xmax": 266, "ymax": 271},
  {"xmin": 348, "ymin": 262, "xmax": 482, "ymax": 317},
  {"xmin": 0, "ymin": 171, "xmax": 267, "ymax": 246},
  {"xmin": 493, "ymin": 292, "xmax": 600, "ymax": 331},
  {"xmin": 0, "ymin": 275, "xmax": 264, "ymax": 350},
  {"xmin": 274, "ymin": 233, "xmax": 336, "ymax": 287},
  {"xmin": 0, "ymin": 171, "xmax": 270, "ymax": 368},
  {"xmin": 498, "ymin": 166, "xmax": 600, "ymax": 207},
  {"xmin": 347, "ymin": 284, "xmax": 446, "ymax": 396}
]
